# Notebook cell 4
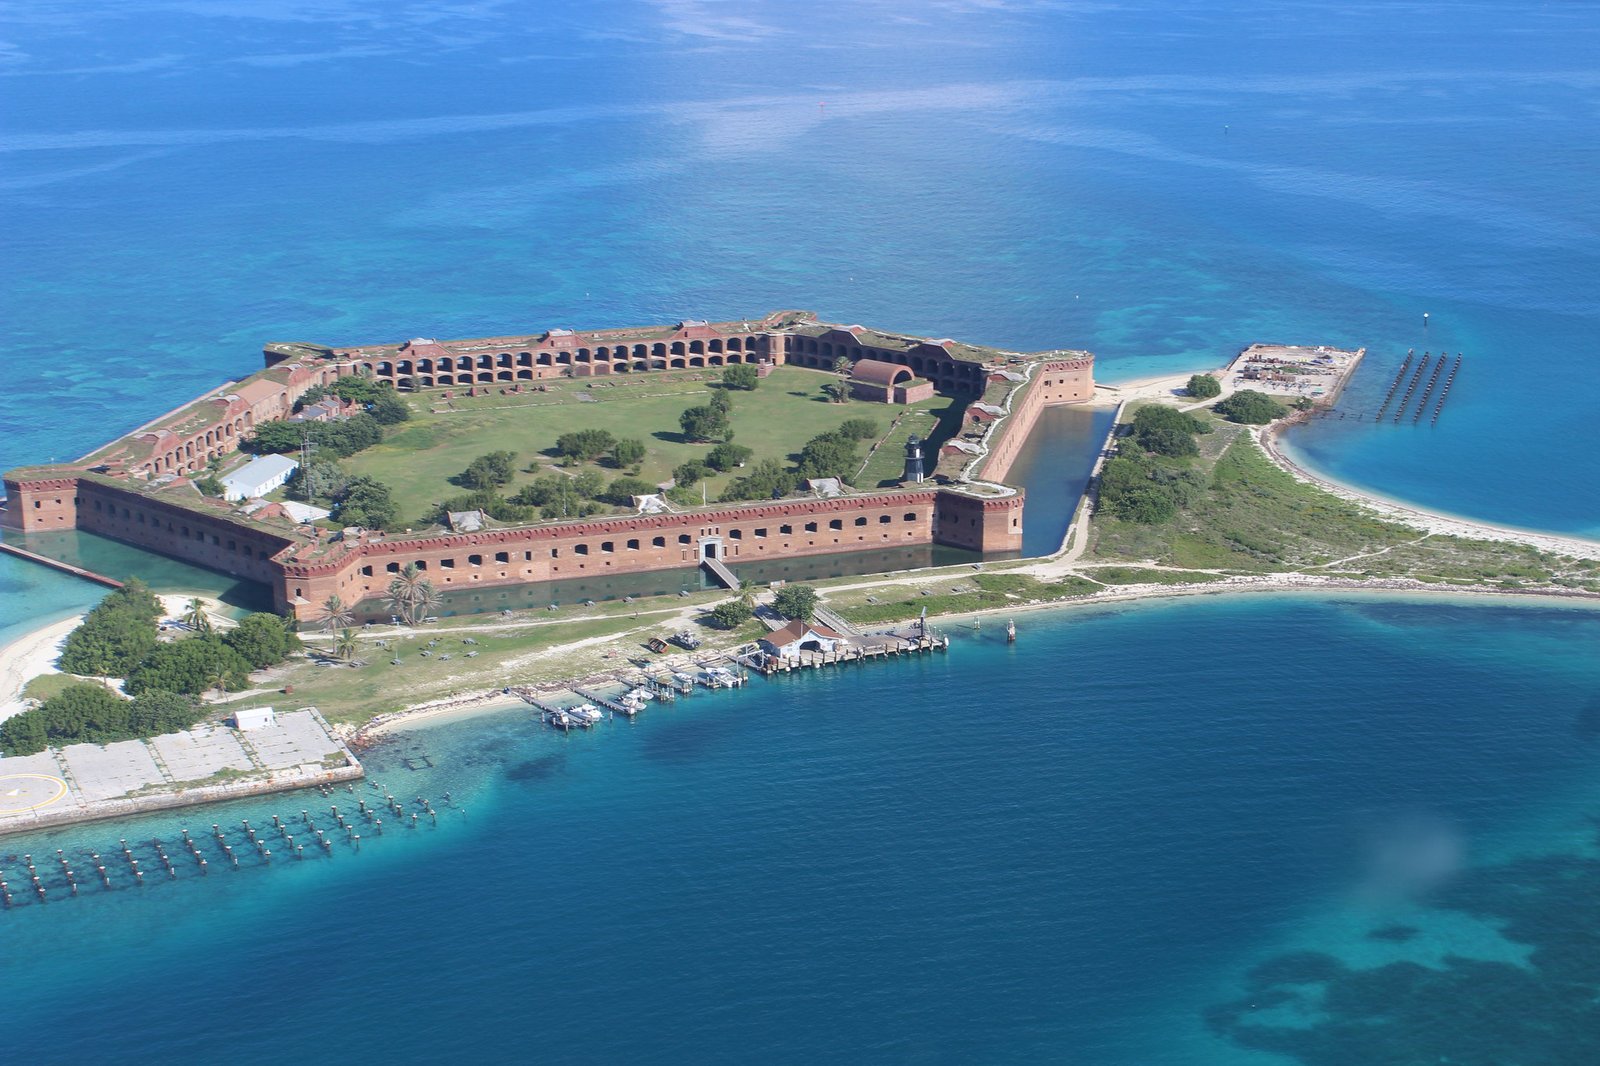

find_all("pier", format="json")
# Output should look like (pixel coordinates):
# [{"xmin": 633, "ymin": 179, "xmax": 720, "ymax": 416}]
[
  {"xmin": 1393, "ymin": 352, "xmax": 1432, "ymax": 422},
  {"xmin": 0, "ymin": 542, "xmax": 123, "ymax": 588},
  {"xmin": 701, "ymin": 556, "xmax": 739, "ymax": 590}
]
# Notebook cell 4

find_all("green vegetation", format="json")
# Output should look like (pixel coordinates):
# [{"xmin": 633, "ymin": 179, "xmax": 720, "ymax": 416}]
[
  {"xmin": 829, "ymin": 573, "xmax": 1100, "ymax": 626},
  {"xmin": 611, "ymin": 438, "xmax": 646, "ymax": 469},
  {"xmin": 1214, "ymin": 389, "xmax": 1289, "ymax": 425},
  {"xmin": 708, "ymin": 599, "xmax": 755, "ymax": 629},
  {"xmin": 126, "ymin": 636, "xmax": 253, "ymax": 696},
  {"xmin": 1186, "ymin": 373, "xmax": 1222, "ymax": 399},
  {"xmin": 245, "ymin": 411, "xmax": 384, "ymax": 458},
  {"xmin": 722, "ymin": 364, "xmax": 760, "ymax": 390},
  {"xmin": 341, "ymin": 368, "xmax": 885, "ymax": 523},
  {"xmin": 296, "ymin": 377, "xmax": 411, "ymax": 425},
  {"xmin": 556, "ymin": 429, "xmax": 617, "ymax": 462},
  {"xmin": 59, "ymin": 579, "xmax": 162, "ymax": 676},
  {"xmin": 1082, "ymin": 567, "xmax": 1226, "ymax": 586},
  {"xmin": 773, "ymin": 584, "xmax": 820, "ymax": 622},
  {"xmin": 332, "ymin": 475, "xmax": 400, "ymax": 529},
  {"xmin": 679, "ymin": 403, "xmax": 731, "ymax": 442},
  {"xmin": 226, "ymin": 612, "xmax": 302, "ymax": 668},
  {"xmin": 722, "ymin": 460, "xmax": 796, "ymax": 502},
  {"xmin": 456, "ymin": 450, "xmax": 518, "ymax": 490},
  {"xmin": 385, "ymin": 563, "xmax": 442, "ymax": 626},
  {"xmin": 1098, "ymin": 408, "xmax": 1214, "ymax": 525},
  {"xmin": 0, "ymin": 683, "xmax": 205, "ymax": 757}
]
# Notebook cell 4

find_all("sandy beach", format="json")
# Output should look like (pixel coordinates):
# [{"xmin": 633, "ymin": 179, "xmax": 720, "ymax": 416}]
[
  {"xmin": 1259, "ymin": 426, "xmax": 1600, "ymax": 560},
  {"xmin": 0, "ymin": 614, "xmax": 80, "ymax": 722}
]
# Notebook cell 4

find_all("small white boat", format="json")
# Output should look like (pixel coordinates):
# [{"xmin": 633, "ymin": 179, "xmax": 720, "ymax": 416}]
[{"xmin": 627, "ymin": 687, "xmax": 657, "ymax": 702}]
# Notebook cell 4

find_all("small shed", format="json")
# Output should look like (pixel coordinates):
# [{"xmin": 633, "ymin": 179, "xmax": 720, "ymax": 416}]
[{"xmin": 233, "ymin": 707, "xmax": 276, "ymax": 731}]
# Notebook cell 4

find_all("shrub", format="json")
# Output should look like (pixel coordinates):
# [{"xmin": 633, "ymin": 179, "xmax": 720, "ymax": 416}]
[
  {"xmin": 603, "ymin": 476, "xmax": 658, "ymax": 505},
  {"xmin": 1215, "ymin": 390, "xmax": 1289, "ymax": 424},
  {"xmin": 721, "ymin": 460, "xmax": 796, "ymax": 502},
  {"xmin": 611, "ymin": 438, "xmax": 646, "ymax": 468},
  {"xmin": 224, "ymin": 613, "xmax": 302, "ymax": 669},
  {"xmin": 705, "ymin": 443, "xmax": 753, "ymax": 471},
  {"xmin": 126, "ymin": 636, "xmax": 254, "ymax": 696},
  {"xmin": 708, "ymin": 600, "xmax": 754, "ymax": 629},
  {"xmin": 1186, "ymin": 374, "xmax": 1222, "ymax": 399},
  {"xmin": 673, "ymin": 460, "xmax": 710, "ymax": 487},
  {"xmin": 721, "ymin": 364, "xmax": 759, "ymax": 390},
  {"xmin": 456, "ymin": 451, "xmax": 518, "ymax": 490},
  {"xmin": 333, "ymin": 475, "xmax": 400, "ymax": 530},
  {"xmin": 680, "ymin": 405, "xmax": 730, "ymax": 442},
  {"xmin": 59, "ymin": 582, "xmax": 162, "ymax": 678},
  {"xmin": 837, "ymin": 418, "xmax": 879, "ymax": 441},
  {"xmin": 555, "ymin": 429, "xmax": 617, "ymax": 461}
]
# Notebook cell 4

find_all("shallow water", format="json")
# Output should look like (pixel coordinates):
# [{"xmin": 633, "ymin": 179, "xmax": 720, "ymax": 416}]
[{"xmin": 3, "ymin": 2, "xmax": 1598, "ymax": 1061}]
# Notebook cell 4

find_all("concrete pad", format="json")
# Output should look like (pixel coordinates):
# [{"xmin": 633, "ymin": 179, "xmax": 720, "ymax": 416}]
[
  {"xmin": 150, "ymin": 727, "xmax": 253, "ymax": 782},
  {"xmin": 61, "ymin": 740, "xmax": 164, "ymax": 801}
]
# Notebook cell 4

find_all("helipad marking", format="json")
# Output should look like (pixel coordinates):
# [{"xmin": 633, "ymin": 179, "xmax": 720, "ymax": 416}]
[{"xmin": 0, "ymin": 773, "xmax": 69, "ymax": 814}]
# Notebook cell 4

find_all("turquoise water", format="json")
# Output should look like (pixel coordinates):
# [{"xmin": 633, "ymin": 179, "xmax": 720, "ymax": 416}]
[
  {"xmin": 5, "ymin": 596, "xmax": 1599, "ymax": 1063},
  {"xmin": 4, "ymin": 2, "xmax": 1599, "ymax": 1062}
]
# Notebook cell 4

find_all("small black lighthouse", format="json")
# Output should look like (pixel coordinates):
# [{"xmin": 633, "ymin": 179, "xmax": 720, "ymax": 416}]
[{"xmin": 903, "ymin": 434, "xmax": 925, "ymax": 484}]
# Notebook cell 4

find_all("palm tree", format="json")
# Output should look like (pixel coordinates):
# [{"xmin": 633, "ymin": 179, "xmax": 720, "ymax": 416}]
[
  {"xmin": 333, "ymin": 627, "xmax": 360, "ymax": 662},
  {"xmin": 737, "ymin": 580, "xmax": 759, "ymax": 610},
  {"xmin": 384, "ymin": 563, "xmax": 440, "ymax": 626},
  {"xmin": 319, "ymin": 593, "xmax": 354, "ymax": 633},
  {"xmin": 184, "ymin": 597, "xmax": 213, "ymax": 634},
  {"xmin": 833, "ymin": 355, "xmax": 851, "ymax": 376}
]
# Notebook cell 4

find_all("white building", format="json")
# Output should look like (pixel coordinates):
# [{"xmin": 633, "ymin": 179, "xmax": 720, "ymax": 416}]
[
  {"xmin": 759, "ymin": 620, "xmax": 850, "ymax": 658},
  {"xmin": 221, "ymin": 454, "xmax": 298, "ymax": 501},
  {"xmin": 232, "ymin": 707, "xmax": 276, "ymax": 731}
]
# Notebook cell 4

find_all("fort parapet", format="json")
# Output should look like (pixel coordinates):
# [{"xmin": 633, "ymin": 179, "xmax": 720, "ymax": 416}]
[{"xmin": 4, "ymin": 311, "xmax": 1094, "ymax": 619}]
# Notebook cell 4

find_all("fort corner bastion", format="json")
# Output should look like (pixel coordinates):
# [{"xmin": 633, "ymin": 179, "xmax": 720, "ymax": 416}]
[{"xmin": 2, "ymin": 311, "xmax": 1093, "ymax": 621}]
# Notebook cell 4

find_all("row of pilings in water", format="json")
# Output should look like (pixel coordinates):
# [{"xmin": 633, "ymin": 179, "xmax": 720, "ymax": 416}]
[
  {"xmin": 1324, "ymin": 350, "xmax": 1464, "ymax": 425},
  {"xmin": 0, "ymin": 778, "xmax": 459, "ymax": 911}
]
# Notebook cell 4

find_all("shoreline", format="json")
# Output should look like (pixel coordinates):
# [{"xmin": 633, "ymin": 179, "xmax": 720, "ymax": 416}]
[
  {"xmin": 1259, "ymin": 424, "xmax": 1600, "ymax": 559},
  {"xmin": 344, "ymin": 574, "xmax": 1600, "ymax": 742},
  {"xmin": 0, "ymin": 613, "xmax": 81, "ymax": 722}
]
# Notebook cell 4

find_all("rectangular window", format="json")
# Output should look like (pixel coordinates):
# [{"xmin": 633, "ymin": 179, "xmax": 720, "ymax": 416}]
[
  {"xmin": 679, "ymin": 534, "xmax": 692, "ymax": 545},
  {"xmin": 495, "ymin": 551, "xmax": 510, "ymax": 564},
  {"xmin": 854, "ymin": 517, "xmax": 867, "ymax": 527},
  {"xmin": 779, "ymin": 524, "xmax": 792, "ymax": 535},
  {"xmin": 575, "ymin": 544, "xmax": 589, "ymax": 555},
  {"xmin": 804, "ymin": 522, "xmax": 818, "ymax": 533},
  {"xmin": 601, "ymin": 541, "xmax": 614, "ymax": 553},
  {"xmin": 468, "ymin": 554, "xmax": 483, "ymax": 566},
  {"xmin": 729, "ymin": 529, "xmax": 742, "ymax": 540},
  {"xmin": 829, "ymin": 519, "xmax": 843, "ymax": 531},
  {"xmin": 754, "ymin": 528, "xmax": 767, "ymax": 538},
  {"xmin": 387, "ymin": 562, "xmax": 400, "ymax": 573},
  {"xmin": 627, "ymin": 539, "xmax": 640, "ymax": 550},
  {"xmin": 652, "ymin": 536, "xmax": 666, "ymax": 548},
  {"xmin": 440, "ymin": 558, "xmax": 455, "ymax": 569}
]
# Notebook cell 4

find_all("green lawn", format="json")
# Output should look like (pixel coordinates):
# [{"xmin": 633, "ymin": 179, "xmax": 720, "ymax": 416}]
[{"xmin": 343, "ymin": 367, "xmax": 896, "ymax": 523}]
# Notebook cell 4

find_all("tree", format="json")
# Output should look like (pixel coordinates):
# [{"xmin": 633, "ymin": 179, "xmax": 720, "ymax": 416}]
[
  {"xmin": 823, "ymin": 381, "xmax": 850, "ymax": 404},
  {"xmin": 709, "ymin": 390, "xmax": 733, "ymax": 415},
  {"xmin": 333, "ymin": 475, "xmax": 399, "ymax": 529},
  {"xmin": 680, "ymin": 404, "xmax": 730, "ymax": 442},
  {"xmin": 244, "ymin": 412, "xmax": 383, "ymax": 459},
  {"xmin": 722, "ymin": 364, "xmax": 759, "ymax": 391},
  {"xmin": 457, "ymin": 450, "xmax": 518, "ymax": 490},
  {"xmin": 1186, "ymin": 374, "xmax": 1222, "ymax": 399},
  {"xmin": 385, "ymin": 563, "xmax": 441, "ymax": 626},
  {"xmin": 705, "ymin": 443, "xmax": 753, "ymax": 472},
  {"xmin": 224, "ymin": 613, "xmax": 301, "ymax": 669},
  {"xmin": 555, "ymin": 429, "xmax": 617, "ymax": 462},
  {"xmin": 319, "ymin": 594, "xmax": 353, "ymax": 633},
  {"xmin": 184, "ymin": 597, "xmax": 213, "ymax": 635},
  {"xmin": 708, "ymin": 600, "xmax": 754, "ymax": 629},
  {"xmin": 610, "ymin": 438, "xmax": 646, "ymax": 468},
  {"xmin": 195, "ymin": 473, "xmax": 225, "ymax": 497},
  {"xmin": 772, "ymin": 584, "xmax": 819, "ymax": 622},
  {"xmin": 125, "ymin": 636, "xmax": 253, "ymax": 696},
  {"xmin": 833, "ymin": 356, "xmax": 852, "ymax": 375},
  {"xmin": 333, "ymin": 628, "xmax": 360, "ymax": 661},
  {"xmin": 604, "ymin": 476, "xmax": 658, "ymax": 505},
  {"xmin": 59, "ymin": 583, "xmax": 162, "ymax": 678},
  {"xmin": 1215, "ymin": 390, "xmax": 1289, "ymax": 425},
  {"xmin": 673, "ymin": 460, "xmax": 710, "ymax": 487},
  {"xmin": 286, "ymin": 459, "xmax": 346, "ymax": 503},
  {"xmin": 795, "ymin": 432, "xmax": 862, "ymax": 481},
  {"xmin": 1136, "ymin": 425, "xmax": 1200, "ymax": 458},
  {"xmin": 1132, "ymin": 406, "xmax": 1211, "ymax": 436},
  {"xmin": 721, "ymin": 459, "xmax": 796, "ymax": 502}
]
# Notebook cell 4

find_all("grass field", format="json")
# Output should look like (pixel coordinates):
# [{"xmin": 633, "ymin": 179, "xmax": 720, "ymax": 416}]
[{"xmin": 342, "ymin": 366, "xmax": 899, "ymax": 523}]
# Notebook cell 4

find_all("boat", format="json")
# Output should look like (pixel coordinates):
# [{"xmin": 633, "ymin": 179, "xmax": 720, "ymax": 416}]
[
  {"xmin": 626, "ymin": 687, "xmax": 657, "ymax": 702},
  {"xmin": 567, "ymin": 703, "xmax": 603, "ymax": 725},
  {"xmin": 673, "ymin": 631, "xmax": 702, "ymax": 650}
]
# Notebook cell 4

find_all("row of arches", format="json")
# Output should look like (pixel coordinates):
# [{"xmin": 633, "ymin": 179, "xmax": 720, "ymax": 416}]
[
  {"xmin": 145, "ymin": 411, "xmax": 258, "ymax": 477},
  {"xmin": 784, "ymin": 337, "xmax": 984, "ymax": 394},
  {"xmin": 366, "ymin": 351, "xmax": 758, "ymax": 388}
]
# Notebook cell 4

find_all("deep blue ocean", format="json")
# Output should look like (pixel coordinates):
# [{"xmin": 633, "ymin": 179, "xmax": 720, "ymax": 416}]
[{"xmin": 3, "ymin": 2, "xmax": 1599, "ymax": 1062}]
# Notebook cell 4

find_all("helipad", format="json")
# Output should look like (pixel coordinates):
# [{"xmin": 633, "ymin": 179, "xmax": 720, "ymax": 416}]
[{"xmin": 0, "ymin": 773, "xmax": 69, "ymax": 814}]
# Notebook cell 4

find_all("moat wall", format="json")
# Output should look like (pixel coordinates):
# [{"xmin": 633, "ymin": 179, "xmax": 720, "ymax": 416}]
[{"xmin": 979, "ymin": 357, "xmax": 1096, "ymax": 484}]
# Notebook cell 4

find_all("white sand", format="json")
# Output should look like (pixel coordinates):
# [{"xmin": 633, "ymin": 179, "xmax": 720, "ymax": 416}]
[{"xmin": 0, "ymin": 614, "xmax": 80, "ymax": 722}]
